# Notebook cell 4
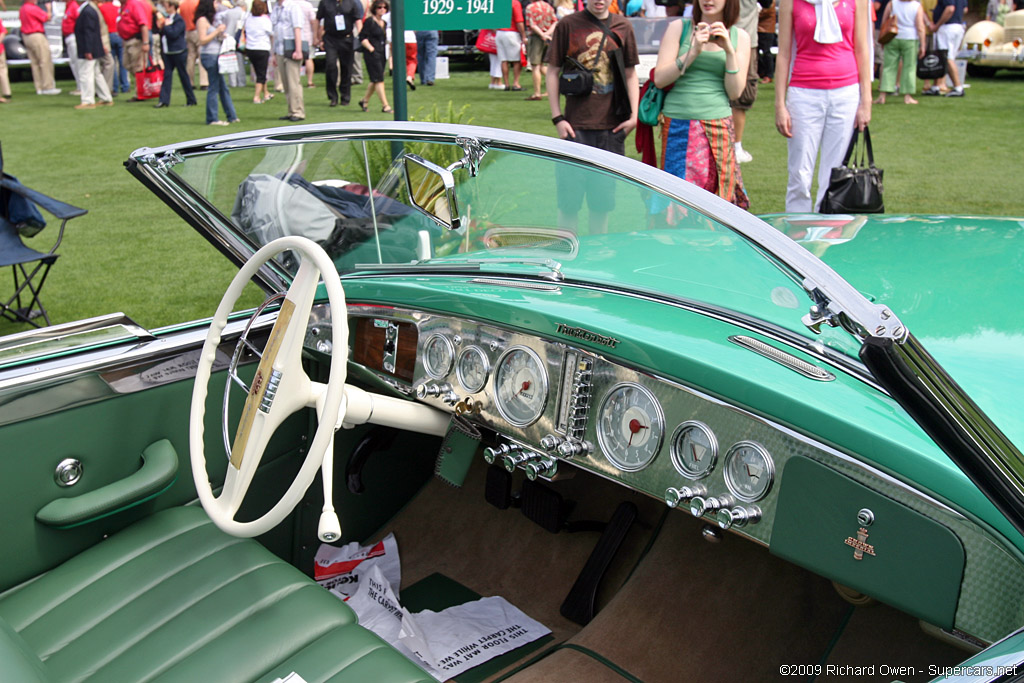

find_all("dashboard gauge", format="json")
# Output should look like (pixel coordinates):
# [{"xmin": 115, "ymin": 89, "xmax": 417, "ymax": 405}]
[
  {"xmin": 423, "ymin": 334, "xmax": 455, "ymax": 379},
  {"xmin": 456, "ymin": 346, "xmax": 490, "ymax": 394},
  {"xmin": 597, "ymin": 383, "xmax": 665, "ymax": 472},
  {"xmin": 723, "ymin": 441, "xmax": 774, "ymax": 502},
  {"xmin": 494, "ymin": 346, "xmax": 548, "ymax": 426},
  {"xmin": 670, "ymin": 421, "xmax": 718, "ymax": 479}
]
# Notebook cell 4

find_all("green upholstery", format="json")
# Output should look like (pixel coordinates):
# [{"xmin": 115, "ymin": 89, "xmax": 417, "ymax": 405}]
[{"xmin": 0, "ymin": 506, "xmax": 434, "ymax": 683}]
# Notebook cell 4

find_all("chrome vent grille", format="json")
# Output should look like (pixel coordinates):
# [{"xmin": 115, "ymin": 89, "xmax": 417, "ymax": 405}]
[
  {"xmin": 729, "ymin": 335, "xmax": 835, "ymax": 382},
  {"xmin": 482, "ymin": 227, "xmax": 578, "ymax": 257}
]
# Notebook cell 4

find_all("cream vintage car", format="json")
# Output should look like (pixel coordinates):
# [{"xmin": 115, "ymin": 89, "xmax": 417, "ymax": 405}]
[{"xmin": 958, "ymin": 9, "xmax": 1024, "ymax": 76}]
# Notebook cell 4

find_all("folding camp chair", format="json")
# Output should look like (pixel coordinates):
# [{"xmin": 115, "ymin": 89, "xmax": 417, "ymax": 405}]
[{"xmin": 0, "ymin": 147, "xmax": 87, "ymax": 327}]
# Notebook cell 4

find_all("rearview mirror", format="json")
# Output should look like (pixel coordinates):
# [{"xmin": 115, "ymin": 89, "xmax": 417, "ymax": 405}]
[{"xmin": 402, "ymin": 154, "xmax": 463, "ymax": 231}]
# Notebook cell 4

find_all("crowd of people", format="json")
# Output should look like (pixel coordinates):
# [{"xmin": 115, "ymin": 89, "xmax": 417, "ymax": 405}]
[
  {"xmin": 3, "ymin": 0, "xmax": 445, "ymax": 121},
  {"xmin": 1, "ymin": 0, "xmax": 1015, "ymax": 208}
]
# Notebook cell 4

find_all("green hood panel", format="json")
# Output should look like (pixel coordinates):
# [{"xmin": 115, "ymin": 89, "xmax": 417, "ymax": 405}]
[
  {"xmin": 338, "ymin": 275, "xmax": 1020, "ymax": 547},
  {"xmin": 764, "ymin": 214, "xmax": 1024, "ymax": 455}
]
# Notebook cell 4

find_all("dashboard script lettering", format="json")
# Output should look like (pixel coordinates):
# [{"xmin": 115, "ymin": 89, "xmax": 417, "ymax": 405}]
[{"xmin": 556, "ymin": 323, "xmax": 620, "ymax": 349}]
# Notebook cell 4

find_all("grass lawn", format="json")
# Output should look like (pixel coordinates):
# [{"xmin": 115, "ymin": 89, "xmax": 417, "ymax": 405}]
[{"xmin": 1, "ymin": 64, "xmax": 1022, "ymax": 336}]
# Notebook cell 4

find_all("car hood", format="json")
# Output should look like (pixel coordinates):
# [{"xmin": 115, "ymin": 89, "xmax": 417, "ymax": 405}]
[{"xmin": 763, "ymin": 214, "xmax": 1024, "ymax": 450}]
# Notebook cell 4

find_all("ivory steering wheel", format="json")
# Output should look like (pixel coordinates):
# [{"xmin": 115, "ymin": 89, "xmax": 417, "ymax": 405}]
[{"xmin": 190, "ymin": 236, "xmax": 348, "ymax": 539}]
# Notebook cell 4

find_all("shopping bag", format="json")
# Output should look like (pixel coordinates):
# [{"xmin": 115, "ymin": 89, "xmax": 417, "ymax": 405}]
[
  {"xmin": 218, "ymin": 52, "xmax": 239, "ymax": 74},
  {"xmin": 135, "ymin": 63, "xmax": 163, "ymax": 100},
  {"xmin": 475, "ymin": 29, "xmax": 497, "ymax": 54},
  {"xmin": 820, "ymin": 127, "xmax": 884, "ymax": 214},
  {"xmin": 917, "ymin": 36, "xmax": 947, "ymax": 80}
]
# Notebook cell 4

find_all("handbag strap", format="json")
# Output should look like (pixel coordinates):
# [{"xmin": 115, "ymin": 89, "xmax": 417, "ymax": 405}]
[{"xmin": 841, "ymin": 127, "xmax": 876, "ymax": 169}]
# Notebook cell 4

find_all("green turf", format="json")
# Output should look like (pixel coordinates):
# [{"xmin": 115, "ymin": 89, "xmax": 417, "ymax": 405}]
[{"xmin": 1, "ymin": 66, "xmax": 1022, "ymax": 336}]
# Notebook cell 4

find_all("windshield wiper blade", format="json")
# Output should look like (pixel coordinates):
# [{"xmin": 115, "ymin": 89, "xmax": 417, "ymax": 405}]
[{"xmin": 353, "ymin": 257, "xmax": 564, "ymax": 282}]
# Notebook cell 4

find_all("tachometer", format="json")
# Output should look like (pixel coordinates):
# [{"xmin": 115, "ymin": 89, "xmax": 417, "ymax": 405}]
[
  {"xmin": 493, "ymin": 346, "xmax": 548, "ymax": 426},
  {"xmin": 597, "ymin": 383, "xmax": 665, "ymax": 472},
  {"xmin": 456, "ymin": 346, "xmax": 490, "ymax": 394},
  {"xmin": 422, "ymin": 334, "xmax": 455, "ymax": 379},
  {"xmin": 723, "ymin": 441, "xmax": 774, "ymax": 502}
]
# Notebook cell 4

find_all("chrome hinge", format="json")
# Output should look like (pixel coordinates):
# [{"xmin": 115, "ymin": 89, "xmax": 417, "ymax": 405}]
[
  {"xmin": 154, "ymin": 150, "xmax": 185, "ymax": 173},
  {"xmin": 452, "ymin": 136, "xmax": 487, "ymax": 177},
  {"xmin": 802, "ymin": 279, "xmax": 906, "ymax": 343}
]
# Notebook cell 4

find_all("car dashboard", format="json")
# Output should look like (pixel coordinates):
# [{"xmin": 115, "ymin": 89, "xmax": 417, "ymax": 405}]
[{"xmin": 303, "ymin": 299, "xmax": 1024, "ymax": 648}]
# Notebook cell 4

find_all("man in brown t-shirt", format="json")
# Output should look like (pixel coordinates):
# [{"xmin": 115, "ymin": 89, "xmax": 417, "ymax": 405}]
[{"xmin": 546, "ymin": 0, "xmax": 639, "ymax": 232}]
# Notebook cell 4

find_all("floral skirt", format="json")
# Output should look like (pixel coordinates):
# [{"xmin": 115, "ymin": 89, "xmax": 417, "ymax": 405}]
[{"xmin": 660, "ymin": 116, "xmax": 749, "ymax": 209}]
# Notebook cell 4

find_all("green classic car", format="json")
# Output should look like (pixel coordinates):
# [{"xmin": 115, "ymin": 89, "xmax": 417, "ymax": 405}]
[{"xmin": 2, "ymin": 123, "xmax": 1024, "ymax": 683}]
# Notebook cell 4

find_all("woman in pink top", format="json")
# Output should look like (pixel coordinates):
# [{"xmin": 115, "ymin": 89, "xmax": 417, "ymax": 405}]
[{"xmin": 774, "ymin": 0, "xmax": 871, "ymax": 211}]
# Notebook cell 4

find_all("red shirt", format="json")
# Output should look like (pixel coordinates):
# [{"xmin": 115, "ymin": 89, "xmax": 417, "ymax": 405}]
[
  {"xmin": 500, "ymin": 0, "xmax": 523, "ymax": 30},
  {"xmin": 119, "ymin": 0, "xmax": 152, "ymax": 39},
  {"xmin": 62, "ymin": 0, "xmax": 80, "ymax": 37},
  {"xmin": 99, "ymin": 2, "xmax": 120, "ymax": 34},
  {"xmin": 19, "ymin": 2, "xmax": 50, "ymax": 35},
  {"xmin": 179, "ymin": 0, "xmax": 198, "ymax": 32}
]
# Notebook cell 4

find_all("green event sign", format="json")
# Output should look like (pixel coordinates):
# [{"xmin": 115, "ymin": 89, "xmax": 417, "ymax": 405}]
[{"xmin": 404, "ymin": 0, "xmax": 510, "ymax": 31}]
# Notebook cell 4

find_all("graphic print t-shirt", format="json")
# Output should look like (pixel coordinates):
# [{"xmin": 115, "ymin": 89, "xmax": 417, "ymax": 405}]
[{"xmin": 547, "ymin": 10, "xmax": 639, "ymax": 130}]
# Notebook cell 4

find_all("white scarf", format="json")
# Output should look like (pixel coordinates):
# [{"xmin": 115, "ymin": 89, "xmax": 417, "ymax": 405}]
[{"xmin": 803, "ymin": 0, "xmax": 843, "ymax": 44}]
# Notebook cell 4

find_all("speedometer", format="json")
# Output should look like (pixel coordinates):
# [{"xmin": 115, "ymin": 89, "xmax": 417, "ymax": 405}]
[
  {"xmin": 597, "ymin": 383, "xmax": 665, "ymax": 472},
  {"xmin": 493, "ymin": 346, "xmax": 548, "ymax": 427}
]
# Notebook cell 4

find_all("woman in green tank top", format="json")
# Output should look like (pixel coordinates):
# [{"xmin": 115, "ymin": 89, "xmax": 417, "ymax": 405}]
[{"xmin": 651, "ymin": 0, "xmax": 751, "ymax": 208}]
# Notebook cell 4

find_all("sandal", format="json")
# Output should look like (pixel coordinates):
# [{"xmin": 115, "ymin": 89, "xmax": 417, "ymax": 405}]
[
  {"xmin": 525, "ymin": 94, "xmax": 543, "ymax": 101},
  {"xmin": 359, "ymin": 100, "xmax": 368, "ymax": 112},
  {"xmin": 382, "ymin": 106, "xmax": 393, "ymax": 113}
]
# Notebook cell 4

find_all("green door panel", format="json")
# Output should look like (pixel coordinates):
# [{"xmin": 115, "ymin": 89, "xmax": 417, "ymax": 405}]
[
  {"xmin": 770, "ymin": 456, "xmax": 965, "ymax": 629},
  {"xmin": 0, "ymin": 366, "xmax": 306, "ymax": 592}
]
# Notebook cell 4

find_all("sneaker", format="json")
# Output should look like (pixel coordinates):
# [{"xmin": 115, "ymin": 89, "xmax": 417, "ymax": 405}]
[
  {"xmin": 736, "ymin": 148, "xmax": 753, "ymax": 163},
  {"xmin": 40, "ymin": 88, "xmax": 62, "ymax": 95},
  {"xmin": 208, "ymin": 120, "xmax": 230, "ymax": 126},
  {"xmin": 944, "ymin": 88, "xmax": 964, "ymax": 97},
  {"xmin": 922, "ymin": 87, "xmax": 941, "ymax": 96}
]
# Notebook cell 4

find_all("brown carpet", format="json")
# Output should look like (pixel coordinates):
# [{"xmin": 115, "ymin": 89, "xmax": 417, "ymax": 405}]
[{"xmin": 376, "ymin": 460, "xmax": 970, "ymax": 683}]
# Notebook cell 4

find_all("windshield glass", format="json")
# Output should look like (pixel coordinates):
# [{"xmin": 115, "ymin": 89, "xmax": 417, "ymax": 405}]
[{"xmin": 171, "ymin": 135, "xmax": 860, "ymax": 358}]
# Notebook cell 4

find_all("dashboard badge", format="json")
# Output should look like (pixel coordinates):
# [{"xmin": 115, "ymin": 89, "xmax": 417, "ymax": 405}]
[
  {"xmin": 555, "ymin": 323, "xmax": 620, "ymax": 349},
  {"xmin": 844, "ymin": 527, "xmax": 877, "ymax": 561}
]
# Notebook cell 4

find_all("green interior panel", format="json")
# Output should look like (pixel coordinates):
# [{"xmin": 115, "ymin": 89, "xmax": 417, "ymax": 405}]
[
  {"xmin": 402, "ymin": 573, "xmax": 555, "ymax": 683},
  {"xmin": 770, "ymin": 456, "xmax": 965, "ymax": 630},
  {"xmin": 0, "ymin": 366, "xmax": 306, "ymax": 592}
]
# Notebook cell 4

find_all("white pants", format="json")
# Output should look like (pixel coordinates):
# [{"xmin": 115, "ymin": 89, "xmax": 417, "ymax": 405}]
[
  {"xmin": 488, "ymin": 53, "xmax": 502, "ymax": 78},
  {"xmin": 785, "ymin": 84, "xmax": 860, "ymax": 212},
  {"xmin": 79, "ymin": 57, "xmax": 112, "ymax": 104},
  {"xmin": 65, "ymin": 35, "xmax": 83, "ymax": 90}
]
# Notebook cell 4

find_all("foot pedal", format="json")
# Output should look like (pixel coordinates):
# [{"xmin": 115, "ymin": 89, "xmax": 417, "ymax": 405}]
[
  {"xmin": 521, "ymin": 479, "xmax": 572, "ymax": 533},
  {"xmin": 484, "ymin": 465, "xmax": 513, "ymax": 510},
  {"xmin": 560, "ymin": 501, "xmax": 638, "ymax": 626}
]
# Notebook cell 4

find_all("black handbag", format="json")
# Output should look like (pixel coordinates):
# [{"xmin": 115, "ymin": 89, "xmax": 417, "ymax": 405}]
[
  {"xmin": 916, "ymin": 36, "xmax": 947, "ymax": 80},
  {"xmin": 559, "ymin": 56, "xmax": 595, "ymax": 95},
  {"xmin": 820, "ymin": 127, "xmax": 884, "ymax": 214}
]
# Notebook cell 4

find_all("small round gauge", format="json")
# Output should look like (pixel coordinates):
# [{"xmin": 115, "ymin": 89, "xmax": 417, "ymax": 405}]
[
  {"xmin": 723, "ymin": 441, "xmax": 775, "ymax": 502},
  {"xmin": 597, "ymin": 383, "xmax": 665, "ymax": 472},
  {"xmin": 456, "ymin": 346, "xmax": 490, "ymax": 394},
  {"xmin": 670, "ymin": 421, "xmax": 718, "ymax": 479},
  {"xmin": 423, "ymin": 334, "xmax": 455, "ymax": 379},
  {"xmin": 493, "ymin": 346, "xmax": 548, "ymax": 427}
]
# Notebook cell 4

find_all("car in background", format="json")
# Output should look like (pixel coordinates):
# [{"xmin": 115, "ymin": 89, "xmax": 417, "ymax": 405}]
[
  {"xmin": 3, "ymin": 123, "xmax": 1024, "ymax": 682},
  {"xmin": 958, "ymin": 9, "xmax": 1024, "ymax": 76},
  {"xmin": 0, "ymin": 7, "xmax": 68, "ymax": 67}
]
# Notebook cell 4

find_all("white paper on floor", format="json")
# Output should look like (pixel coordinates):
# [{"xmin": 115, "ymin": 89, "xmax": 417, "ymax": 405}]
[
  {"xmin": 346, "ymin": 565, "xmax": 551, "ymax": 681},
  {"xmin": 313, "ymin": 533, "xmax": 401, "ymax": 600}
]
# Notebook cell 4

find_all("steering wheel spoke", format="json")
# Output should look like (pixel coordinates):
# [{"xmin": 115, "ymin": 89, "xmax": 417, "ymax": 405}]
[{"xmin": 191, "ymin": 236, "xmax": 349, "ymax": 539}]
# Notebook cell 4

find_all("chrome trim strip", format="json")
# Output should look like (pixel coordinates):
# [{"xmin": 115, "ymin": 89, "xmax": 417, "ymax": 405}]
[
  {"xmin": 729, "ymin": 335, "xmax": 835, "ymax": 382},
  {"xmin": 468, "ymin": 278, "xmax": 562, "ymax": 292}
]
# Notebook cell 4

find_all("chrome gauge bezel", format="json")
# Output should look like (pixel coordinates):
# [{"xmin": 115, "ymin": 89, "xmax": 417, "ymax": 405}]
[
  {"xmin": 597, "ymin": 382, "xmax": 666, "ymax": 473},
  {"xmin": 493, "ymin": 345, "xmax": 549, "ymax": 427},
  {"xmin": 422, "ymin": 333, "xmax": 456, "ymax": 379},
  {"xmin": 456, "ymin": 345, "xmax": 490, "ymax": 394},
  {"xmin": 670, "ymin": 421, "xmax": 718, "ymax": 479},
  {"xmin": 723, "ymin": 441, "xmax": 775, "ymax": 502}
]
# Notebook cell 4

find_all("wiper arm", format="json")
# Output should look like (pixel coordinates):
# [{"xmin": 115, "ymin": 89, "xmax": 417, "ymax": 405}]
[{"xmin": 353, "ymin": 257, "xmax": 564, "ymax": 282}]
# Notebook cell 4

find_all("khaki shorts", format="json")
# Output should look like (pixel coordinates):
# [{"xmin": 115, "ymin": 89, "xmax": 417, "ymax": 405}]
[
  {"xmin": 527, "ymin": 34, "xmax": 547, "ymax": 66},
  {"xmin": 729, "ymin": 47, "xmax": 759, "ymax": 110}
]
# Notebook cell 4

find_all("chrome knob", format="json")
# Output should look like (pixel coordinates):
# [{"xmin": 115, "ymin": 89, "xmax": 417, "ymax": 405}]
[
  {"xmin": 540, "ymin": 434, "xmax": 562, "ymax": 451},
  {"xmin": 524, "ymin": 458, "xmax": 557, "ymax": 481},
  {"xmin": 415, "ymin": 384, "xmax": 428, "ymax": 399},
  {"xmin": 483, "ymin": 446, "xmax": 502, "ymax": 464},
  {"xmin": 716, "ymin": 506, "xmax": 762, "ymax": 530},
  {"xmin": 557, "ymin": 439, "xmax": 592, "ymax": 458},
  {"xmin": 665, "ymin": 485, "xmax": 707, "ymax": 509},
  {"xmin": 441, "ymin": 390, "xmax": 459, "ymax": 405},
  {"xmin": 689, "ymin": 495, "xmax": 733, "ymax": 517}
]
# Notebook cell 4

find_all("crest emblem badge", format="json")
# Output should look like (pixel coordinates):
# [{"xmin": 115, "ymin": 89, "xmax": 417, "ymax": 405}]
[{"xmin": 844, "ymin": 508, "xmax": 877, "ymax": 561}]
